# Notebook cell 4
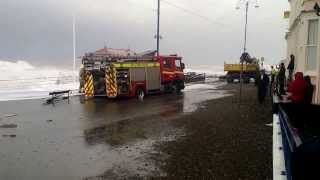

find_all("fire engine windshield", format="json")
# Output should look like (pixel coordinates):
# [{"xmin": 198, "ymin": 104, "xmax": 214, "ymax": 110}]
[
  {"xmin": 175, "ymin": 59, "xmax": 182, "ymax": 69},
  {"xmin": 163, "ymin": 59, "xmax": 172, "ymax": 69}
]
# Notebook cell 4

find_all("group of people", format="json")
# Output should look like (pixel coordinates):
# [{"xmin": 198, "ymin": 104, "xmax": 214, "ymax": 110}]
[{"xmin": 256, "ymin": 54, "xmax": 314, "ymax": 105}]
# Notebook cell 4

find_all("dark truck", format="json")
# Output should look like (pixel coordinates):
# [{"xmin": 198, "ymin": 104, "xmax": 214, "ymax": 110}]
[{"xmin": 275, "ymin": 103, "xmax": 320, "ymax": 180}]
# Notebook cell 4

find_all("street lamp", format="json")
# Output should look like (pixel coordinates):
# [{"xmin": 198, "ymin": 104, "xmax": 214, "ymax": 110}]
[
  {"xmin": 73, "ymin": 14, "xmax": 76, "ymax": 82},
  {"xmin": 156, "ymin": 0, "xmax": 160, "ymax": 56},
  {"xmin": 236, "ymin": 0, "xmax": 259, "ymax": 103}
]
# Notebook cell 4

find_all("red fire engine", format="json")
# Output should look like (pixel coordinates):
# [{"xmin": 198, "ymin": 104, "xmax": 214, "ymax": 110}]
[{"xmin": 81, "ymin": 53, "xmax": 185, "ymax": 100}]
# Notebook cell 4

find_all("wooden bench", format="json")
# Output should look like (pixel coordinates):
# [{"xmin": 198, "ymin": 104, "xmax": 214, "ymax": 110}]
[{"xmin": 46, "ymin": 90, "xmax": 71, "ymax": 104}]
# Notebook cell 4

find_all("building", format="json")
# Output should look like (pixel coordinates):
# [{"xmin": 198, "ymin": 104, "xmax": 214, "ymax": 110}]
[
  {"xmin": 285, "ymin": 0, "xmax": 320, "ymax": 104},
  {"xmin": 93, "ymin": 47, "xmax": 136, "ymax": 57}
]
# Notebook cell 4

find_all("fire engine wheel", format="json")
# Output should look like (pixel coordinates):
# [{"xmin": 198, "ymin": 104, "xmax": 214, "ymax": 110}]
[{"xmin": 136, "ymin": 88, "xmax": 145, "ymax": 101}]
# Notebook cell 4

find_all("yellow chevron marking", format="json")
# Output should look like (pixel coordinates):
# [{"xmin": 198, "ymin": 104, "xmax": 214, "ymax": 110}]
[
  {"xmin": 105, "ymin": 67, "xmax": 117, "ymax": 97},
  {"xmin": 110, "ymin": 87, "xmax": 116, "ymax": 92},
  {"xmin": 84, "ymin": 72, "xmax": 94, "ymax": 97}
]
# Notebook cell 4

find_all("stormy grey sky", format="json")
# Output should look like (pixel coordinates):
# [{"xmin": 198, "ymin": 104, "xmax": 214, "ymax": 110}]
[{"xmin": 0, "ymin": 0, "xmax": 288, "ymax": 68}]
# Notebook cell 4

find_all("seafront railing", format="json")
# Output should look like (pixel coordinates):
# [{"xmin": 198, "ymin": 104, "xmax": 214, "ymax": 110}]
[{"xmin": 275, "ymin": 102, "xmax": 320, "ymax": 180}]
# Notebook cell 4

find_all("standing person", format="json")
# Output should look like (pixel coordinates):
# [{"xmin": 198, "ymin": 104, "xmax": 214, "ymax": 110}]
[
  {"xmin": 270, "ymin": 66, "xmax": 277, "ymax": 95},
  {"xmin": 288, "ymin": 72, "xmax": 307, "ymax": 103},
  {"xmin": 278, "ymin": 63, "xmax": 286, "ymax": 95},
  {"xmin": 257, "ymin": 70, "xmax": 270, "ymax": 104},
  {"xmin": 288, "ymin": 54, "xmax": 295, "ymax": 81},
  {"xmin": 255, "ymin": 69, "xmax": 260, "ymax": 86},
  {"xmin": 304, "ymin": 75, "xmax": 314, "ymax": 104},
  {"xmin": 79, "ymin": 64, "xmax": 85, "ymax": 93}
]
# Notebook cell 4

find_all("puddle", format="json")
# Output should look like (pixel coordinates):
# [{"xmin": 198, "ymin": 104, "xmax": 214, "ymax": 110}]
[
  {"xmin": 84, "ymin": 120, "xmax": 147, "ymax": 146},
  {"xmin": 0, "ymin": 80, "xmax": 229, "ymax": 179},
  {"xmin": 83, "ymin": 128, "xmax": 185, "ymax": 179},
  {"xmin": 182, "ymin": 80, "xmax": 231, "ymax": 113}
]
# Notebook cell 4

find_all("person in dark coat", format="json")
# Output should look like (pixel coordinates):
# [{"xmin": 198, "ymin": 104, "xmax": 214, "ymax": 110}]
[
  {"xmin": 304, "ymin": 75, "xmax": 314, "ymax": 104},
  {"xmin": 254, "ymin": 68, "xmax": 260, "ymax": 86},
  {"xmin": 288, "ymin": 54, "xmax": 295, "ymax": 81},
  {"xmin": 257, "ymin": 70, "xmax": 270, "ymax": 104},
  {"xmin": 278, "ymin": 63, "xmax": 286, "ymax": 95}
]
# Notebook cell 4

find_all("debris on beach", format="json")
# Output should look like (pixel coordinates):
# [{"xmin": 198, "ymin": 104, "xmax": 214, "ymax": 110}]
[
  {"xmin": 0, "ymin": 124, "xmax": 18, "ymax": 128},
  {"xmin": 2, "ymin": 134, "xmax": 17, "ymax": 138},
  {"xmin": 184, "ymin": 72, "xmax": 206, "ymax": 83},
  {"xmin": 3, "ymin": 113, "xmax": 17, "ymax": 118}
]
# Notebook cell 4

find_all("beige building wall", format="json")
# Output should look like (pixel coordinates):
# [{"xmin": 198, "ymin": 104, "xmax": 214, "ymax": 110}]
[{"xmin": 286, "ymin": 0, "xmax": 320, "ymax": 104}]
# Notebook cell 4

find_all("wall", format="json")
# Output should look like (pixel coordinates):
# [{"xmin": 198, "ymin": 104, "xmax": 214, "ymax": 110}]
[{"xmin": 286, "ymin": 0, "xmax": 320, "ymax": 104}]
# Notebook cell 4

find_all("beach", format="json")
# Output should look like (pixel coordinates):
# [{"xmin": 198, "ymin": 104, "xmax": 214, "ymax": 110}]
[
  {"xmin": 0, "ymin": 81, "xmax": 272, "ymax": 179},
  {"xmin": 155, "ymin": 84, "xmax": 273, "ymax": 179}
]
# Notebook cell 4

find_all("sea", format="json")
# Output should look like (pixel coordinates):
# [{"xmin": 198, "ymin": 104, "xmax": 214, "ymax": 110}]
[{"xmin": 0, "ymin": 60, "xmax": 225, "ymax": 101}]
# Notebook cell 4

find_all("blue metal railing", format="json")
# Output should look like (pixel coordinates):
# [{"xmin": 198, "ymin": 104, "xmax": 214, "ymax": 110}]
[{"xmin": 277, "ymin": 103, "xmax": 320, "ymax": 180}]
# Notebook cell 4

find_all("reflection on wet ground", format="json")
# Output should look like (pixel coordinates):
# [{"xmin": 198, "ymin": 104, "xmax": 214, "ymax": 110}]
[
  {"xmin": 84, "ymin": 118, "xmax": 147, "ymax": 146},
  {"xmin": 0, "ymin": 79, "xmax": 230, "ymax": 179}
]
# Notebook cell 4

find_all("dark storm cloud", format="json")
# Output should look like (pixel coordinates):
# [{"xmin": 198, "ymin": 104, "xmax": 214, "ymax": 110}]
[{"xmin": 0, "ymin": 0, "xmax": 288, "ymax": 67}]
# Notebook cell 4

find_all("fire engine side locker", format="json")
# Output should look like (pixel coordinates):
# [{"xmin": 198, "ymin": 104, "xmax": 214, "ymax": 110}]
[
  {"xmin": 145, "ymin": 67, "xmax": 161, "ymax": 92},
  {"xmin": 113, "ymin": 62, "xmax": 161, "ymax": 96},
  {"xmin": 129, "ymin": 67, "xmax": 161, "ymax": 93}
]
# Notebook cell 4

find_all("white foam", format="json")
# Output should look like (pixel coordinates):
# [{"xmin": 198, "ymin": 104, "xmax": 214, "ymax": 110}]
[
  {"xmin": 0, "ymin": 62, "xmax": 227, "ymax": 101},
  {"xmin": 184, "ymin": 84, "xmax": 216, "ymax": 91},
  {"xmin": 0, "ymin": 60, "xmax": 79, "ymax": 101},
  {"xmin": 185, "ymin": 65, "xmax": 226, "ymax": 76}
]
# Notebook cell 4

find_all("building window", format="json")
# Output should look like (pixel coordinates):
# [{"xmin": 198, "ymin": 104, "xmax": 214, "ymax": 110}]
[{"xmin": 306, "ymin": 19, "xmax": 318, "ymax": 71}]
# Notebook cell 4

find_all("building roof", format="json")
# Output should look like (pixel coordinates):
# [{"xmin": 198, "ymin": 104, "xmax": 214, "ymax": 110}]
[
  {"xmin": 94, "ymin": 47, "xmax": 136, "ymax": 57},
  {"xmin": 303, "ymin": 0, "xmax": 320, "ymax": 11}
]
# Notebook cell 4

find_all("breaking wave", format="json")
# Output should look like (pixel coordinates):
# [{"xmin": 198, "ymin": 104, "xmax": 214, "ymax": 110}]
[
  {"xmin": 0, "ymin": 60, "xmax": 79, "ymax": 101},
  {"xmin": 0, "ymin": 61, "xmax": 226, "ymax": 101},
  {"xmin": 184, "ymin": 65, "xmax": 225, "ymax": 76}
]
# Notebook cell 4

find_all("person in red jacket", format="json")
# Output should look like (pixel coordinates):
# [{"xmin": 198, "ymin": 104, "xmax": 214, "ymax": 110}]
[{"xmin": 288, "ymin": 72, "xmax": 307, "ymax": 103}]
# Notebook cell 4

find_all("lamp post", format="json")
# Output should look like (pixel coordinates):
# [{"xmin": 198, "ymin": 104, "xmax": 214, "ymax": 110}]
[
  {"xmin": 73, "ymin": 14, "xmax": 76, "ymax": 82},
  {"xmin": 157, "ymin": 0, "xmax": 160, "ymax": 56},
  {"xmin": 236, "ymin": 0, "xmax": 259, "ymax": 103}
]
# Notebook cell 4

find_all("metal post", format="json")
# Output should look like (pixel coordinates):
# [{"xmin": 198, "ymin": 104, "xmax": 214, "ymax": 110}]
[
  {"xmin": 239, "ymin": 1, "xmax": 249, "ymax": 104},
  {"xmin": 244, "ymin": 1, "xmax": 249, "ymax": 53},
  {"xmin": 157, "ymin": 0, "xmax": 160, "ymax": 56},
  {"xmin": 73, "ymin": 14, "xmax": 76, "ymax": 82}
]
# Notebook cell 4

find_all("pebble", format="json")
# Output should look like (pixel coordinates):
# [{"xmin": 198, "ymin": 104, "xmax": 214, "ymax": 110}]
[
  {"xmin": 4, "ymin": 114, "xmax": 17, "ymax": 118},
  {"xmin": 2, "ymin": 134, "xmax": 16, "ymax": 138},
  {"xmin": 0, "ymin": 124, "xmax": 18, "ymax": 128}
]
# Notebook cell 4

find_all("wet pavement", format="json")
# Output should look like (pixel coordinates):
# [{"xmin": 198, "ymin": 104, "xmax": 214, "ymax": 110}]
[{"xmin": 0, "ymin": 79, "xmax": 229, "ymax": 179}]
